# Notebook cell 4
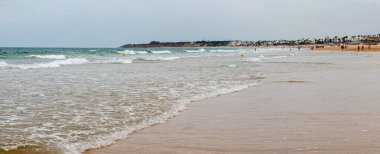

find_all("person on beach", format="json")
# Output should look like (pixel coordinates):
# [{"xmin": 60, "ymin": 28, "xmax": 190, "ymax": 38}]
[
  {"xmin": 358, "ymin": 46, "xmax": 360, "ymax": 51},
  {"xmin": 362, "ymin": 45, "xmax": 365, "ymax": 50},
  {"xmin": 341, "ymin": 45, "xmax": 344, "ymax": 51},
  {"xmin": 369, "ymin": 45, "xmax": 371, "ymax": 50}
]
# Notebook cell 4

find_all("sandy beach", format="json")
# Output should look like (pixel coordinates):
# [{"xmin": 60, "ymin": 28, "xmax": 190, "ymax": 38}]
[{"xmin": 86, "ymin": 51, "xmax": 380, "ymax": 154}]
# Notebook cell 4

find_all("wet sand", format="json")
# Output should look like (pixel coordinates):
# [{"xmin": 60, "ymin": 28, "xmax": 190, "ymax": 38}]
[{"xmin": 87, "ymin": 52, "xmax": 380, "ymax": 154}]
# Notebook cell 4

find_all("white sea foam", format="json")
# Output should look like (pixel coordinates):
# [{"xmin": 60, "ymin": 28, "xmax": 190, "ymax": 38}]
[
  {"xmin": 240, "ymin": 55, "xmax": 287, "ymax": 62},
  {"xmin": 270, "ymin": 56, "xmax": 288, "ymax": 59},
  {"xmin": 26, "ymin": 55, "xmax": 66, "ymax": 60},
  {"xmin": 57, "ymin": 82, "xmax": 258, "ymax": 154},
  {"xmin": 240, "ymin": 58, "xmax": 262, "ymax": 62},
  {"xmin": 209, "ymin": 49, "xmax": 236, "ymax": 53},
  {"xmin": 0, "ymin": 48, "xmax": 263, "ymax": 154},
  {"xmin": 256, "ymin": 48, "xmax": 292, "ymax": 52},
  {"xmin": 117, "ymin": 50, "xmax": 136, "ymax": 55},
  {"xmin": 13, "ymin": 58, "xmax": 89, "ymax": 69},
  {"xmin": 135, "ymin": 51, "xmax": 148, "ymax": 54},
  {"xmin": 117, "ymin": 50, "xmax": 148, "ymax": 55},
  {"xmin": 151, "ymin": 50, "xmax": 172, "ymax": 54},
  {"xmin": 186, "ymin": 48, "xmax": 206, "ymax": 53},
  {"xmin": 222, "ymin": 64, "xmax": 237, "ymax": 67},
  {"xmin": 96, "ymin": 59, "xmax": 133, "ymax": 64},
  {"xmin": 134, "ymin": 56, "xmax": 180, "ymax": 61},
  {"xmin": 0, "ymin": 61, "xmax": 8, "ymax": 69}
]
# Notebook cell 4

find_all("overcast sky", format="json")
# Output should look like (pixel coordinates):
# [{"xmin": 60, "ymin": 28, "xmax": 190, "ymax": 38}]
[{"xmin": 0, "ymin": 0, "xmax": 379, "ymax": 47}]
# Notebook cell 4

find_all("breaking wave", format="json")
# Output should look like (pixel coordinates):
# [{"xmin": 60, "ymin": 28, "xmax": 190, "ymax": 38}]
[
  {"xmin": 0, "ymin": 61, "xmax": 8, "ymax": 69},
  {"xmin": 117, "ymin": 50, "xmax": 148, "ymax": 55},
  {"xmin": 240, "ymin": 55, "xmax": 288, "ymax": 62},
  {"xmin": 209, "ymin": 49, "xmax": 237, "ymax": 53},
  {"xmin": 151, "ymin": 50, "xmax": 172, "ymax": 54},
  {"xmin": 185, "ymin": 48, "xmax": 206, "ymax": 53},
  {"xmin": 25, "ymin": 55, "xmax": 66, "ymax": 60},
  {"xmin": 1, "ymin": 58, "xmax": 89, "ymax": 69},
  {"xmin": 95, "ymin": 59, "xmax": 133, "ymax": 64}
]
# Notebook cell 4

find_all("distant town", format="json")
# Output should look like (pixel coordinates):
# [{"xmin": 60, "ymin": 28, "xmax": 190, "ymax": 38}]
[{"xmin": 121, "ymin": 34, "xmax": 380, "ymax": 48}]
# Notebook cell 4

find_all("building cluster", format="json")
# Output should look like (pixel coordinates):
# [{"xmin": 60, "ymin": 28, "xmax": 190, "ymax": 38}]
[
  {"xmin": 121, "ymin": 34, "xmax": 380, "ymax": 48},
  {"xmin": 251, "ymin": 34, "xmax": 380, "ymax": 46}
]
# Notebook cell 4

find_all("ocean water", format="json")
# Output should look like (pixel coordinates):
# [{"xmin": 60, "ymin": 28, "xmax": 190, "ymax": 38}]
[{"xmin": 0, "ymin": 47, "xmax": 290, "ymax": 154}]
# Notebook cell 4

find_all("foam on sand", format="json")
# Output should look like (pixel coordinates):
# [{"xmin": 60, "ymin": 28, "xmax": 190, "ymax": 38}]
[
  {"xmin": 57, "ymin": 82, "xmax": 258, "ymax": 154},
  {"xmin": 240, "ymin": 58, "xmax": 263, "ymax": 62},
  {"xmin": 134, "ymin": 56, "xmax": 181, "ymax": 61},
  {"xmin": 270, "ymin": 56, "xmax": 288, "ymax": 59}
]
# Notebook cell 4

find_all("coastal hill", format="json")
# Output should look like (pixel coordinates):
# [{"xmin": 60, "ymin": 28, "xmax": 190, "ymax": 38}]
[{"xmin": 120, "ymin": 41, "xmax": 235, "ymax": 48}]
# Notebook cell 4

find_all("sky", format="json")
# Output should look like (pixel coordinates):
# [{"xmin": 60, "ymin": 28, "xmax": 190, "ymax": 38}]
[{"xmin": 0, "ymin": 0, "xmax": 379, "ymax": 48}]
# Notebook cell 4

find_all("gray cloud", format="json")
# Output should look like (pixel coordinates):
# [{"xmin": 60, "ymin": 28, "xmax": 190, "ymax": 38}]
[{"xmin": 0, "ymin": 0, "xmax": 379, "ymax": 47}]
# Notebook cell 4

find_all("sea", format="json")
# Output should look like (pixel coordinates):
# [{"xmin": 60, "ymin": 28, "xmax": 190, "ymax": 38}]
[{"xmin": 0, "ymin": 47, "xmax": 291, "ymax": 154}]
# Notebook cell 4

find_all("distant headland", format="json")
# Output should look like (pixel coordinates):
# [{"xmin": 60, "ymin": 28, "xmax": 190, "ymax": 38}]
[{"xmin": 121, "ymin": 34, "xmax": 380, "ymax": 48}]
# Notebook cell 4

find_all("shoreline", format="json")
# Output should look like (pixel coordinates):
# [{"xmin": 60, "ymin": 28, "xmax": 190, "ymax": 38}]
[{"xmin": 87, "ymin": 51, "xmax": 380, "ymax": 153}]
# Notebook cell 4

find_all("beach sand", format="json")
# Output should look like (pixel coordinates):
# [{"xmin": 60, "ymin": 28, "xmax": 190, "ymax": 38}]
[{"xmin": 87, "ymin": 51, "xmax": 380, "ymax": 154}]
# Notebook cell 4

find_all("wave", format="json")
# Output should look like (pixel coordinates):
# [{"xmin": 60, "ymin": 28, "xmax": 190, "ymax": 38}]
[
  {"xmin": 25, "ymin": 55, "xmax": 66, "ymax": 60},
  {"xmin": 117, "ymin": 50, "xmax": 149, "ymax": 55},
  {"xmin": 0, "ymin": 61, "xmax": 8, "ymax": 69},
  {"xmin": 151, "ymin": 50, "xmax": 172, "ymax": 54},
  {"xmin": 117, "ymin": 50, "xmax": 136, "ymax": 55},
  {"xmin": 57, "ymin": 82, "xmax": 258, "ymax": 154},
  {"xmin": 135, "ymin": 51, "xmax": 148, "ymax": 54},
  {"xmin": 185, "ymin": 48, "xmax": 206, "ymax": 53},
  {"xmin": 2, "ymin": 58, "xmax": 89, "ymax": 69},
  {"xmin": 209, "ymin": 49, "xmax": 237, "ymax": 53},
  {"xmin": 240, "ymin": 55, "xmax": 288, "ymax": 62},
  {"xmin": 134, "ymin": 56, "xmax": 180, "ymax": 61},
  {"xmin": 95, "ymin": 59, "xmax": 133, "ymax": 64}
]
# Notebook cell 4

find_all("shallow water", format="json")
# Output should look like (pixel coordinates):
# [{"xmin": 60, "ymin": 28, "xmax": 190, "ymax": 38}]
[{"xmin": 0, "ymin": 47, "xmax": 290, "ymax": 153}]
